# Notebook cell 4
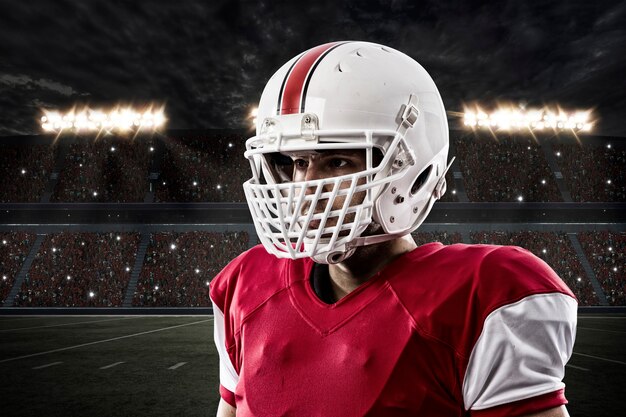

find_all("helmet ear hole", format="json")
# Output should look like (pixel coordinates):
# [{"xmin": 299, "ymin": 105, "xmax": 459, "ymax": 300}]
[{"xmin": 410, "ymin": 165, "xmax": 432, "ymax": 195}]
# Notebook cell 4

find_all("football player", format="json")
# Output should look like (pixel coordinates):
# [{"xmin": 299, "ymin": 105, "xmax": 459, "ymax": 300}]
[{"xmin": 211, "ymin": 41, "xmax": 577, "ymax": 417}]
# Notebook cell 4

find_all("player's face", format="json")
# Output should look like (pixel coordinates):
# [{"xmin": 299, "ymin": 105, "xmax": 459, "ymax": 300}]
[{"xmin": 290, "ymin": 149, "xmax": 367, "ymax": 231}]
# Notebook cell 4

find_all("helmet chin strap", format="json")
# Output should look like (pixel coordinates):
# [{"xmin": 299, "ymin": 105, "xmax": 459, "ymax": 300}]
[
  {"xmin": 310, "ymin": 227, "xmax": 403, "ymax": 264},
  {"xmin": 311, "ymin": 247, "xmax": 357, "ymax": 264}
]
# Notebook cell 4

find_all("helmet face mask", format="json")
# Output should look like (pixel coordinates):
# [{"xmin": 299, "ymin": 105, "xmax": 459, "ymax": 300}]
[{"xmin": 244, "ymin": 41, "xmax": 451, "ymax": 264}]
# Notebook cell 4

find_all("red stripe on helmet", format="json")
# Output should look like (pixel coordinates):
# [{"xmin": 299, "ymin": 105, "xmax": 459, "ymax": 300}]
[{"xmin": 279, "ymin": 42, "xmax": 344, "ymax": 115}]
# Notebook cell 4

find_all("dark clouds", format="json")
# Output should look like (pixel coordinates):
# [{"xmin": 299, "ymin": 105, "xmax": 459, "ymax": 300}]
[{"xmin": 0, "ymin": 0, "xmax": 624, "ymax": 136}]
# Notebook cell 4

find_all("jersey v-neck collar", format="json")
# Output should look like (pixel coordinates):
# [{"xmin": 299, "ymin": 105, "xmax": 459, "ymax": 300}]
[{"xmin": 284, "ymin": 242, "xmax": 443, "ymax": 335}]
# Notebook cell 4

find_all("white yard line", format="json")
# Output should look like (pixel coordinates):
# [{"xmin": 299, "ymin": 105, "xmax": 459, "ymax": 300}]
[
  {"xmin": 566, "ymin": 364, "xmax": 590, "ymax": 371},
  {"xmin": 573, "ymin": 352, "xmax": 626, "ymax": 366},
  {"xmin": 0, "ymin": 316, "xmax": 144, "ymax": 332},
  {"xmin": 0, "ymin": 319, "xmax": 211, "ymax": 364},
  {"xmin": 32, "ymin": 361, "xmax": 63, "ymax": 369},
  {"xmin": 577, "ymin": 326, "xmax": 626, "ymax": 334},
  {"xmin": 168, "ymin": 362, "xmax": 187, "ymax": 370},
  {"xmin": 100, "ymin": 361, "xmax": 125, "ymax": 370}
]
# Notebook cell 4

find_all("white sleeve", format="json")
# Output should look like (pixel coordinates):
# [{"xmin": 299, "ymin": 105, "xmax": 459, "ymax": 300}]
[
  {"xmin": 212, "ymin": 301, "xmax": 240, "ymax": 393},
  {"xmin": 463, "ymin": 292, "xmax": 577, "ymax": 411}
]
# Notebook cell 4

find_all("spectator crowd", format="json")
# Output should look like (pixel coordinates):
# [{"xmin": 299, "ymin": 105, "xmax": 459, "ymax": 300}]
[
  {"xmin": 0, "ymin": 133, "xmax": 622, "ymax": 204},
  {"xmin": 13, "ymin": 232, "xmax": 140, "ymax": 307},
  {"xmin": 52, "ymin": 136, "xmax": 153, "ymax": 202},
  {"xmin": 552, "ymin": 143, "xmax": 626, "ymax": 202},
  {"xmin": 454, "ymin": 134, "xmax": 562, "ymax": 202},
  {"xmin": 578, "ymin": 231, "xmax": 625, "ymax": 306},
  {"xmin": 132, "ymin": 231, "xmax": 249, "ymax": 307},
  {"xmin": 155, "ymin": 134, "xmax": 247, "ymax": 202},
  {"xmin": 0, "ymin": 232, "xmax": 35, "ymax": 305},
  {"xmin": 0, "ymin": 144, "xmax": 56, "ymax": 202},
  {"xmin": 2, "ymin": 229, "xmax": 623, "ymax": 307}
]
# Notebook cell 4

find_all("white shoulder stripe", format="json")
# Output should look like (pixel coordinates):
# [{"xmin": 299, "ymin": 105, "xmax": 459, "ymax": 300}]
[
  {"xmin": 463, "ymin": 292, "xmax": 577, "ymax": 411},
  {"xmin": 212, "ymin": 301, "xmax": 240, "ymax": 393}
]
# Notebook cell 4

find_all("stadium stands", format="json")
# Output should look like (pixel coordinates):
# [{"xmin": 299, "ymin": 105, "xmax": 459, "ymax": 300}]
[
  {"xmin": 1, "ymin": 228, "xmax": 624, "ymax": 307},
  {"xmin": 14, "ymin": 232, "xmax": 140, "ymax": 307},
  {"xmin": 52, "ymin": 136, "xmax": 153, "ymax": 202},
  {"xmin": 0, "ymin": 132, "xmax": 622, "ymax": 204},
  {"xmin": 0, "ymin": 232, "xmax": 36, "ymax": 305},
  {"xmin": 0, "ymin": 131, "xmax": 622, "ymax": 308},
  {"xmin": 552, "ymin": 142, "xmax": 626, "ymax": 202},
  {"xmin": 0, "ymin": 144, "xmax": 56, "ymax": 202},
  {"xmin": 132, "ymin": 231, "xmax": 248, "ymax": 307},
  {"xmin": 454, "ymin": 134, "xmax": 562, "ymax": 202},
  {"xmin": 578, "ymin": 231, "xmax": 626, "ymax": 306},
  {"xmin": 155, "ymin": 134, "xmax": 247, "ymax": 202}
]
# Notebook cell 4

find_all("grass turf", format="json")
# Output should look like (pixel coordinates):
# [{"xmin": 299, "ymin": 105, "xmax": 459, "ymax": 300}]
[{"xmin": 0, "ymin": 314, "xmax": 624, "ymax": 416}]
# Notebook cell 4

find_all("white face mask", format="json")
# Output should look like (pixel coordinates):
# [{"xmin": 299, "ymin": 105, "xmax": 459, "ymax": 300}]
[{"xmin": 243, "ymin": 128, "xmax": 412, "ymax": 264}]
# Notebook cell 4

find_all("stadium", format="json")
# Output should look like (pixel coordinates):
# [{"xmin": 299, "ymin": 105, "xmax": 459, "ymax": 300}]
[
  {"xmin": 1, "ymin": 124, "xmax": 624, "ymax": 416},
  {"xmin": 1, "ymin": 2, "xmax": 625, "ymax": 417}
]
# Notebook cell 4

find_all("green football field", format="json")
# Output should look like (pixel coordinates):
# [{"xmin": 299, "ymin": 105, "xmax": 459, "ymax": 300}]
[{"xmin": 0, "ymin": 314, "xmax": 624, "ymax": 417}]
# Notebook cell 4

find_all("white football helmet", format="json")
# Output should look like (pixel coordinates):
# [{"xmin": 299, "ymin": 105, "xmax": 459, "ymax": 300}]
[{"xmin": 243, "ymin": 41, "xmax": 453, "ymax": 264}]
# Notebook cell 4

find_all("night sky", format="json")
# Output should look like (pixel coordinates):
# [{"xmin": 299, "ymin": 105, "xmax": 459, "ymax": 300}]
[{"xmin": 1, "ymin": 0, "xmax": 625, "ymax": 137}]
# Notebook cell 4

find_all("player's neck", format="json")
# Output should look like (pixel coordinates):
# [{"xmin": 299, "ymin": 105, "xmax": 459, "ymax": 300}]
[{"xmin": 328, "ymin": 234, "xmax": 417, "ymax": 302}]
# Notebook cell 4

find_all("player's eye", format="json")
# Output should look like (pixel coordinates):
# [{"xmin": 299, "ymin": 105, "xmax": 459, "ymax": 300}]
[
  {"xmin": 329, "ymin": 158, "xmax": 348, "ymax": 168},
  {"xmin": 294, "ymin": 159, "xmax": 308, "ymax": 169}
]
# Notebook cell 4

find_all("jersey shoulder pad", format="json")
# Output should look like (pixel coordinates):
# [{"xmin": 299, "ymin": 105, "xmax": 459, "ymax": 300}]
[{"xmin": 209, "ymin": 244, "xmax": 290, "ymax": 316}]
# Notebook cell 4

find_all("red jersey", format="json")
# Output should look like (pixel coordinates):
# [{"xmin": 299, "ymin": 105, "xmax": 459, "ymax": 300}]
[{"xmin": 210, "ymin": 242, "xmax": 577, "ymax": 417}]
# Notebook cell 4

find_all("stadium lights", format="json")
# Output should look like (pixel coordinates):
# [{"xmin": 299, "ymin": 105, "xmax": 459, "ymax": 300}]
[
  {"xmin": 463, "ymin": 106, "xmax": 593, "ymax": 133},
  {"xmin": 41, "ymin": 105, "xmax": 167, "ymax": 133},
  {"xmin": 250, "ymin": 107, "xmax": 258, "ymax": 128}
]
